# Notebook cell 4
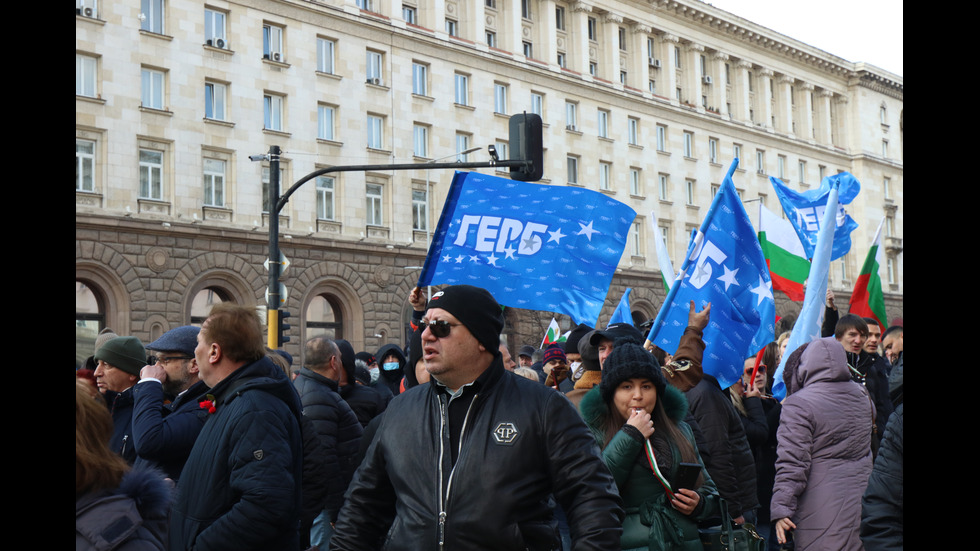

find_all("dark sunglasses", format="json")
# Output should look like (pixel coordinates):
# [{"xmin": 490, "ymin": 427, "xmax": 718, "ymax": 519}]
[
  {"xmin": 744, "ymin": 364, "xmax": 767, "ymax": 376},
  {"xmin": 419, "ymin": 318, "xmax": 461, "ymax": 339}
]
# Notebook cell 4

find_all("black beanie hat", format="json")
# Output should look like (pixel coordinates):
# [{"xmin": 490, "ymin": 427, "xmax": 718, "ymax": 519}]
[
  {"xmin": 427, "ymin": 285, "xmax": 504, "ymax": 354},
  {"xmin": 599, "ymin": 338, "xmax": 665, "ymax": 403},
  {"xmin": 564, "ymin": 323, "xmax": 594, "ymax": 357}
]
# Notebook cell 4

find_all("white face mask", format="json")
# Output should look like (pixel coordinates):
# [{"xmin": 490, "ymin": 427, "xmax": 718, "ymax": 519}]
[{"xmin": 369, "ymin": 367, "xmax": 380, "ymax": 384}]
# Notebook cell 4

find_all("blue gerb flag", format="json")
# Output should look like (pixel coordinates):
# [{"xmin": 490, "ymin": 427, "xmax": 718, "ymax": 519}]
[
  {"xmin": 646, "ymin": 160, "xmax": 775, "ymax": 389},
  {"xmin": 607, "ymin": 288, "xmax": 633, "ymax": 327},
  {"xmin": 770, "ymin": 172, "xmax": 860, "ymax": 261},
  {"xmin": 418, "ymin": 171, "xmax": 636, "ymax": 326}
]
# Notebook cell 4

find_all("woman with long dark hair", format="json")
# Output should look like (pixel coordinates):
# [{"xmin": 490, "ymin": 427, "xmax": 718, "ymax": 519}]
[{"xmin": 580, "ymin": 339, "xmax": 718, "ymax": 551}]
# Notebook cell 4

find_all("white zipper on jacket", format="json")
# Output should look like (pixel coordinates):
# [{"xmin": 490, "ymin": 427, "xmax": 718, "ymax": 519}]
[{"xmin": 437, "ymin": 391, "xmax": 479, "ymax": 551}]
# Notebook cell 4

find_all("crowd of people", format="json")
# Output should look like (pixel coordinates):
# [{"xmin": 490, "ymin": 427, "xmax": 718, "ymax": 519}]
[{"xmin": 76, "ymin": 285, "xmax": 903, "ymax": 551}]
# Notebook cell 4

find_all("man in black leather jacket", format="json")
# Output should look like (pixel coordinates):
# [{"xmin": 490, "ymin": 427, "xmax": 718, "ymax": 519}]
[{"xmin": 331, "ymin": 285, "xmax": 623, "ymax": 551}]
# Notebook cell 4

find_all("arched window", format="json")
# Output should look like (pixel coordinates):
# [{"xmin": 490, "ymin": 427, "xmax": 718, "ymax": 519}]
[
  {"xmin": 76, "ymin": 280, "xmax": 105, "ymax": 369},
  {"xmin": 306, "ymin": 293, "xmax": 344, "ymax": 340},
  {"xmin": 190, "ymin": 286, "xmax": 230, "ymax": 325}
]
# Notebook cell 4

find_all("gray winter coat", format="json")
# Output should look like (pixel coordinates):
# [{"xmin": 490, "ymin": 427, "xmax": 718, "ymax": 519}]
[{"xmin": 771, "ymin": 337, "xmax": 873, "ymax": 551}]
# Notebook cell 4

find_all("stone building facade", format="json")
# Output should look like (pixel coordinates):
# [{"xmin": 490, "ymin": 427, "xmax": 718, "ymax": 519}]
[{"xmin": 76, "ymin": 0, "xmax": 903, "ymax": 367}]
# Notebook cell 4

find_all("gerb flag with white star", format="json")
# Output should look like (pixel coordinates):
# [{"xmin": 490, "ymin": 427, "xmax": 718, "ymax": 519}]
[
  {"xmin": 418, "ymin": 171, "xmax": 636, "ymax": 326},
  {"xmin": 646, "ymin": 159, "xmax": 775, "ymax": 389}
]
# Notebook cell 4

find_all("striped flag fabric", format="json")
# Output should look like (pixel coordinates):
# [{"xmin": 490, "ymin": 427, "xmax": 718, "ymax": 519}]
[
  {"xmin": 758, "ymin": 204, "xmax": 809, "ymax": 301},
  {"xmin": 651, "ymin": 210, "xmax": 676, "ymax": 292},
  {"xmin": 847, "ymin": 218, "xmax": 888, "ymax": 328}
]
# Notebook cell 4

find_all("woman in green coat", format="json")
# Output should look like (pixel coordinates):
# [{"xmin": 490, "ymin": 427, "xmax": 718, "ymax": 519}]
[{"xmin": 580, "ymin": 339, "xmax": 719, "ymax": 551}]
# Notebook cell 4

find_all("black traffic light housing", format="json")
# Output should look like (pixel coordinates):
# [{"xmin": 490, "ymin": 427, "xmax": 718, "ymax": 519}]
[
  {"xmin": 509, "ymin": 112, "xmax": 543, "ymax": 181},
  {"xmin": 278, "ymin": 310, "xmax": 292, "ymax": 347}
]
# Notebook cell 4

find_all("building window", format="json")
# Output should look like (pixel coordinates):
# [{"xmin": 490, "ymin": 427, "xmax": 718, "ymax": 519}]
[
  {"xmin": 366, "ymin": 183, "xmax": 383, "ymax": 226},
  {"xmin": 674, "ymin": 46, "xmax": 681, "ymax": 68},
  {"xmin": 618, "ymin": 27, "xmax": 627, "ymax": 50},
  {"xmin": 316, "ymin": 176, "xmax": 335, "ymax": 220},
  {"xmin": 456, "ymin": 133, "xmax": 471, "ymax": 161},
  {"xmin": 555, "ymin": 6, "xmax": 566, "ymax": 30},
  {"xmin": 413, "ymin": 124, "xmax": 428, "ymax": 158},
  {"xmin": 630, "ymin": 167, "xmax": 641, "ymax": 195},
  {"xmin": 778, "ymin": 155, "xmax": 786, "ymax": 180},
  {"xmin": 880, "ymin": 104, "xmax": 887, "ymax": 125},
  {"xmin": 202, "ymin": 158, "xmax": 225, "ymax": 207},
  {"xmin": 599, "ymin": 161, "xmax": 612, "ymax": 190},
  {"xmin": 628, "ymin": 117, "xmax": 639, "ymax": 145},
  {"xmin": 412, "ymin": 190, "xmax": 428, "ymax": 231},
  {"xmin": 819, "ymin": 165, "xmax": 826, "ymax": 181},
  {"xmin": 710, "ymin": 183, "xmax": 719, "ymax": 198},
  {"xmin": 528, "ymin": 93, "xmax": 543, "ymax": 118},
  {"xmin": 587, "ymin": 17, "xmax": 597, "ymax": 41},
  {"xmin": 76, "ymin": 139, "xmax": 96, "ymax": 192},
  {"xmin": 656, "ymin": 125, "xmax": 667, "ymax": 152},
  {"xmin": 686, "ymin": 180, "xmax": 695, "ymax": 205},
  {"xmin": 708, "ymin": 138, "xmax": 718, "ymax": 163},
  {"xmin": 366, "ymin": 50, "xmax": 383, "ymax": 84},
  {"xmin": 205, "ymin": 81, "xmax": 226, "ymax": 121},
  {"xmin": 799, "ymin": 160, "xmax": 807, "ymax": 184},
  {"xmin": 556, "ymin": 52, "xmax": 566, "ymax": 68},
  {"xmin": 318, "ymin": 104, "xmax": 335, "ymax": 140},
  {"xmin": 263, "ymin": 23, "xmax": 284, "ymax": 61},
  {"xmin": 589, "ymin": 62, "xmax": 598, "ymax": 76},
  {"xmin": 262, "ymin": 166, "xmax": 284, "ymax": 213},
  {"xmin": 403, "ymin": 5, "xmax": 417, "ymax": 24},
  {"xmin": 141, "ymin": 68, "xmax": 165, "ymax": 110},
  {"xmin": 494, "ymin": 83, "xmax": 508, "ymax": 114},
  {"xmin": 882, "ymin": 139, "xmax": 888, "ymax": 158},
  {"xmin": 138, "ymin": 148, "xmax": 164, "ymax": 200},
  {"xmin": 733, "ymin": 143, "xmax": 742, "ymax": 162},
  {"xmin": 683, "ymin": 131, "xmax": 694, "ymax": 158},
  {"xmin": 305, "ymin": 293, "xmax": 344, "ymax": 340},
  {"xmin": 725, "ymin": 63, "xmax": 731, "ymax": 84},
  {"xmin": 494, "ymin": 141, "xmax": 509, "ymax": 166},
  {"xmin": 486, "ymin": 31, "xmax": 497, "ymax": 48},
  {"xmin": 597, "ymin": 109, "xmax": 609, "ymax": 138},
  {"xmin": 357, "ymin": 0, "xmax": 373, "ymax": 10},
  {"xmin": 567, "ymin": 156, "xmax": 579, "ymax": 184},
  {"xmin": 446, "ymin": 19, "xmax": 458, "ymax": 37},
  {"xmin": 264, "ymin": 93, "xmax": 284, "ymax": 131},
  {"xmin": 565, "ymin": 101, "xmax": 578, "ymax": 130},
  {"xmin": 317, "ymin": 37, "xmax": 335, "ymax": 74},
  {"xmin": 455, "ymin": 73, "xmax": 469, "ymax": 105},
  {"xmin": 521, "ymin": 0, "xmax": 531, "ymax": 19},
  {"xmin": 620, "ymin": 71, "xmax": 627, "ymax": 84},
  {"xmin": 883, "ymin": 177, "xmax": 891, "ymax": 199},
  {"xmin": 658, "ymin": 174, "xmax": 669, "ymax": 201},
  {"xmin": 886, "ymin": 256, "xmax": 896, "ymax": 285},
  {"xmin": 140, "ymin": 0, "xmax": 164, "ymax": 33},
  {"xmin": 413, "ymin": 62, "xmax": 428, "ymax": 96},
  {"xmin": 631, "ymin": 221, "xmax": 642, "ymax": 256},
  {"xmin": 523, "ymin": 41, "xmax": 533, "ymax": 58},
  {"xmin": 648, "ymin": 79, "xmax": 655, "ymax": 93},
  {"xmin": 204, "ymin": 8, "xmax": 226, "ymax": 47},
  {"xmin": 485, "ymin": 0, "xmax": 496, "ymax": 7},
  {"xmin": 676, "ymin": 87, "xmax": 682, "ymax": 101},
  {"xmin": 76, "ymin": 53, "xmax": 98, "ymax": 98},
  {"xmin": 367, "ymin": 115, "xmax": 384, "ymax": 149},
  {"xmin": 756, "ymin": 150, "xmax": 765, "ymax": 174}
]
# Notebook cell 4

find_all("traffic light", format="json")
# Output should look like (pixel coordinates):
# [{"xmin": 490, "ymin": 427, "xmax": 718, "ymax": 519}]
[
  {"xmin": 509, "ymin": 112, "xmax": 543, "ymax": 181},
  {"xmin": 278, "ymin": 310, "xmax": 292, "ymax": 347}
]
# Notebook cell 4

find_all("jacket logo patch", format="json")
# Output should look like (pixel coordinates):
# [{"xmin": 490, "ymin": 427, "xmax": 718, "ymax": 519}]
[
  {"xmin": 253, "ymin": 449, "xmax": 264, "ymax": 460},
  {"xmin": 492, "ymin": 422, "xmax": 519, "ymax": 445}
]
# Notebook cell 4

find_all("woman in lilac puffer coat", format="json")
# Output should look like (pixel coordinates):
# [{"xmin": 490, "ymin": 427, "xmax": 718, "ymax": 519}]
[{"xmin": 770, "ymin": 337, "xmax": 874, "ymax": 550}]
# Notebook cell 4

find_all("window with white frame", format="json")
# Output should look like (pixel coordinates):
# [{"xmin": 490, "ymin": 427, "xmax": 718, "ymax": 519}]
[
  {"xmin": 587, "ymin": 17, "xmax": 597, "ymax": 41},
  {"xmin": 819, "ymin": 165, "xmax": 826, "ymax": 181},
  {"xmin": 76, "ymin": 54, "xmax": 98, "ymax": 98},
  {"xmin": 262, "ymin": 166, "xmax": 284, "ymax": 213},
  {"xmin": 567, "ymin": 156, "xmax": 579, "ymax": 184},
  {"xmin": 205, "ymin": 81, "xmax": 226, "ymax": 120},
  {"xmin": 317, "ymin": 104, "xmax": 335, "ymax": 140},
  {"xmin": 631, "ymin": 220, "xmax": 642, "ymax": 256},
  {"xmin": 882, "ymin": 139, "xmax": 888, "ymax": 158},
  {"xmin": 523, "ymin": 41, "xmax": 533, "ymax": 58},
  {"xmin": 412, "ymin": 190, "xmax": 428, "ymax": 230},
  {"xmin": 883, "ymin": 177, "xmax": 891, "ymax": 199},
  {"xmin": 733, "ymin": 143, "xmax": 741, "ymax": 162},
  {"xmin": 756, "ymin": 150, "xmax": 765, "ymax": 174},
  {"xmin": 486, "ymin": 31, "xmax": 497, "ymax": 48},
  {"xmin": 839, "ymin": 257, "xmax": 848, "ymax": 282},
  {"xmin": 263, "ymin": 23, "xmax": 284, "ymax": 61},
  {"xmin": 618, "ymin": 27, "xmax": 627, "ymax": 51},
  {"xmin": 710, "ymin": 183, "xmax": 719, "ymax": 198},
  {"xmin": 531, "ymin": 92, "xmax": 543, "ymax": 116},
  {"xmin": 366, "ymin": 183, "xmax": 383, "ymax": 226},
  {"xmin": 413, "ymin": 124, "xmax": 428, "ymax": 158},
  {"xmin": 141, "ymin": 67, "xmax": 165, "ymax": 110},
  {"xmin": 139, "ymin": 148, "xmax": 164, "ymax": 200},
  {"xmin": 887, "ymin": 256, "xmax": 896, "ymax": 285},
  {"xmin": 628, "ymin": 117, "xmax": 639, "ymax": 145},
  {"xmin": 264, "ymin": 93, "xmax": 284, "ymax": 131},
  {"xmin": 880, "ymin": 104, "xmax": 887, "ymax": 125},
  {"xmin": 456, "ymin": 133, "xmax": 471, "ymax": 161},
  {"xmin": 317, "ymin": 37, "xmax": 335, "ymax": 74},
  {"xmin": 367, "ymin": 115, "xmax": 384, "ymax": 149},
  {"xmin": 630, "ymin": 167, "xmax": 641, "ymax": 196},
  {"xmin": 76, "ymin": 139, "xmax": 96, "ymax": 192},
  {"xmin": 674, "ymin": 46, "xmax": 681, "ymax": 68},
  {"xmin": 659, "ymin": 223, "xmax": 671, "ymax": 257},
  {"xmin": 557, "ymin": 52, "xmax": 566, "ymax": 68},
  {"xmin": 403, "ymin": 5, "xmax": 417, "ymax": 24},
  {"xmin": 494, "ymin": 83, "xmax": 508, "ymax": 114},
  {"xmin": 683, "ymin": 131, "xmax": 694, "ymax": 157},
  {"xmin": 777, "ymin": 155, "xmax": 786, "ymax": 180},
  {"xmin": 597, "ymin": 109, "xmax": 609, "ymax": 138},
  {"xmin": 589, "ymin": 62, "xmax": 597, "ymax": 76},
  {"xmin": 799, "ymin": 160, "xmax": 807, "ymax": 184},
  {"xmin": 565, "ymin": 101, "xmax": 577, "ymax": 130},
  {"xmin": 555, "ymin": 6, "xmax": 566, "ymax": 30},
  {"xmin": 656, "ymin": 125, "xmax": 667, "ymax": 152},
  {"xmin": 686, "ymin": 180, "xmax": 695, "ymax": 205},
  {"xmin": 620, "ymin": 70, "xmax": 627, "ymax": 84},
  {"xmin": 658, "ymin": 174, "xmax": 669, "ymax": 201},
  {"xmin": 455, "ymin": 73, "xmax": 469, "ymax": 105},
  {"xmin": 316, "ymin": 176, "xmax": 335, "ymax": 220},
  {"xmin": 521, "ymin": 0, "xmax": 531, "ymax": 18},
  {"xmin": 202, "ymin": 158, "xmax": 225, "ymax": 207},
  {"xmin": 599, "ymin": 162, "xmax": 612, "ymax": 190},
  {"xmin": 204, "ymin": 8, "xmax": 226, "ymax": 47},
  {"xmin": 140, "ymin": 0, "xmax": 164, "ymax": 34},
  {"xmin": 494, "ymin": 140, "xmax": 509, "ymax": 166},
  {"xmin": 357, "ymin": 0, "xmax": 373, "ymax": 10},
  {"xmin": 366, "ymin": 50, "xmax": 383, "ymax": 84},
  {"xmin": 446, "ymin": 18, "xmax": 458, "ymax": 36},
  {"xmin": 412, "ymin": 62, "xmax": 428, "ymax": 96},
  {"xmin": 485, "ymin": 0, "xmax": 496, "ymax": 7},
  {"xmin": 709, "ymin": 138, "xmax": 718, "ymax": 163}
]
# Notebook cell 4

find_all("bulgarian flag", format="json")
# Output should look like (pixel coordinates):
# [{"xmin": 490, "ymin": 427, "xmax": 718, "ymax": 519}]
[
  {"xmin": 540, "ymin": 318, "xmax": 568, "ymax": 348},
  {"xmin": 758, "ymin": 204, "xmax": 809, "ymax": 301},
  {"xmin": 848, "ymin": 218, "xmax": 887, "ymax": 328},
  {"xmin": 650, "ymin": 210, "xmax": 676, "ymax": 292}
]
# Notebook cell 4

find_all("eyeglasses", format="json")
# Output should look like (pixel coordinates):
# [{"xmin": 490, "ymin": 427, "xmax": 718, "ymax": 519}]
[
  {"xmin": 743, "ymin": 364, "xmax": 767, "ymax": 377},
  {"xmin": 419, "ymin": 318, "xmax": 461, "ymax": 339},
  {"xmin": 150, "ymin": 355, "xmax": 193, "ymax": 366}
]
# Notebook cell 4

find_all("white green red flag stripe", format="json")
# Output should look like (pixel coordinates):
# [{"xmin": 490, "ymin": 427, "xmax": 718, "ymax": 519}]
[
  {"xmin": 540, "ymin": 318, "xmax": 568, "ymax": 348},
  {"xmin": 650, "ymin": 210, "xmax": 676, "ymax": 293},
  {"xmin": 848, "ymin": 218, "xmax": 887, "ymax": 328},
  {"xmin": 758, "ymin": 204, "xmax": 809, "ymax": 301}
]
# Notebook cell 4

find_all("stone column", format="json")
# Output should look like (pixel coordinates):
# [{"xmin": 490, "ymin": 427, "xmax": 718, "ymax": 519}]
[
  {"xmin": 733, "ymin": 59, "xmax": 752, "ymax": 123},
  {"xmin": 600, "ymin": 12, "xmax": 623, "ymax": 84},
  {"xmin": 537, "ymin": 0, "xmax": 557, "ymax": 66},
  {"xmin": 759, "ymin": 68, "xmax": 774, "ymax": 131},
  {"xmin": 710, "ymin": 52, "xmax": 729, "ymax": 116},
  {"xmin": 799, "ymin": 82, "xmax": 815, "ymax": 142},
  {"xmin": 816, "ymin": 89, "xmax": 833, "ymax": 144},
  {"xmin": 569, "ymin": 2, "xmax": 593, "ymax": 76},
  {"xmin": 662, "ymin": 34, "xmax": 680, "ymax": 105},
  {"xmin": 629, "ymin": 23, "xmax": 651, "ymax": 92},
  {"xmin": 777, "ymin": 74, "xmax": 795, "ymax": 136}
]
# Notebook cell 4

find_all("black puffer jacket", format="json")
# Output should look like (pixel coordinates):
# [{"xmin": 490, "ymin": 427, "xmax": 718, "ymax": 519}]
[
  {"xmin": 375, "ymin": 343, "xmax": 406, "ymax": 396},
  {"xmin": 685, "ymin": 374, "xmax": 759, "ymax": 518},
  {"xmin": 861, "ymin": 402, "xmax": 903, "ymax": 549},
  {"xmin": 331, "ymin": 357, "xmax": 624, "ymax": 551}
]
